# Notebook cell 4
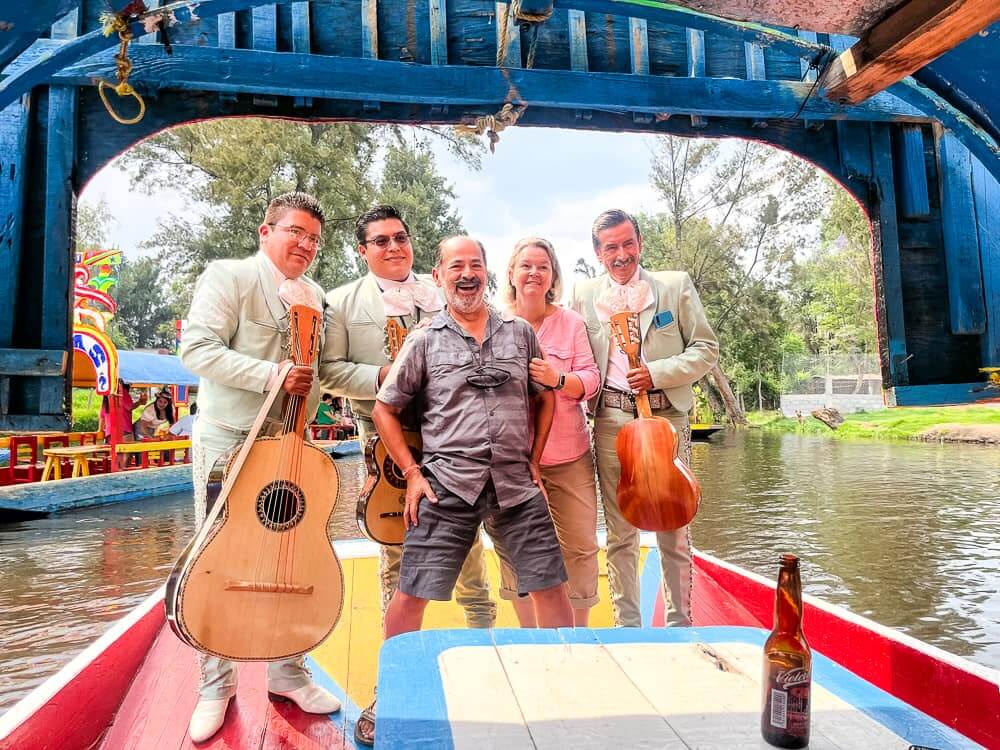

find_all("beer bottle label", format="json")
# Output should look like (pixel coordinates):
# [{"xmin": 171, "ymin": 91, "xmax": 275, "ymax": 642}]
[{"xmin": 768, "ymin": 667, "xmax": 810, "ymax": 733}]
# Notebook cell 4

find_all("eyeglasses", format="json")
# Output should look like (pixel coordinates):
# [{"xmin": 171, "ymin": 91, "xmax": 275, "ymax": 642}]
[
  {"xmin": 465, "ymin": 365, "xmax": 512, "ymax": 390},
  {"xmin": 268, "ymin": 223, "xmax": 323, "ymax": 249},
  {"xmin": 361, "ymin": 232, "xmax": 411, "ymax": 250}
]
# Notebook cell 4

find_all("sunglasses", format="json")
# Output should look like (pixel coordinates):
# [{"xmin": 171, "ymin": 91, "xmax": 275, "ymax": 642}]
[{"xmin": 465, "ymin": 365, "xmax": 511, "ymax": 389}]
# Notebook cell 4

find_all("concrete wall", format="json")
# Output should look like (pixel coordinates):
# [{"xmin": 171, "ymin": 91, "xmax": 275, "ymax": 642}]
[{"xmin": 779, "ymin": 393, "xmax": 885, "ymax": 417}]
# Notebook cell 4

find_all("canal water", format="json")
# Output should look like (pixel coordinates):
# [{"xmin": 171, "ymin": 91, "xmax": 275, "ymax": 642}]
[{"xmin": 1, "ymin": 431, "xmax": 998, "ymax": 712}]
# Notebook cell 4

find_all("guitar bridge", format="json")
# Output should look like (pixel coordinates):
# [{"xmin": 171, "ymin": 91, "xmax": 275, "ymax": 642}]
[
  {"xmin": 225, "ymin": 580, "xmax": 314, "ymax": 595},
  {"xmin": 380, "ymin": 511, "xmax": 404, "ymax": 519}
]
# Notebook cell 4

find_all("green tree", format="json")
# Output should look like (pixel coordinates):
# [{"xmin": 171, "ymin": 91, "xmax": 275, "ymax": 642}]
[
  {"xmin": 76, "ymin": 198, "xmax": 114, "ymax": 251},
  {"xmin": 112, "ymin": 257, "xmax": 180, "ymax": 350}
]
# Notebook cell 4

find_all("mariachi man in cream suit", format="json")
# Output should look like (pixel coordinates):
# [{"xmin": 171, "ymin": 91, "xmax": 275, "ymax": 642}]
[
  {"xmin": 179, "ymin": 192, "xmax": 340, "ymax": 743},
  {"xmin": 569, "ymin": 209, "xmax": 719, "ymax": 629},
  {"xmin": 321, "ymin": 205, "xmax": 496, "ymax": 630}
]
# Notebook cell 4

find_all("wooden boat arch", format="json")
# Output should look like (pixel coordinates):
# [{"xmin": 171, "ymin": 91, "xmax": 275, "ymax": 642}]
[{"xmin": 1, "ymin": 0, "xmax": 999, "ymax": 431}]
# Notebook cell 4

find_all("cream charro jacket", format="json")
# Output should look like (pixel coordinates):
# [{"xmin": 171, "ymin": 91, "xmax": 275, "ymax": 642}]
[
  {"xmin": 180, "ymin": 253, "xmax": 325, "ymax": 432},
  {"xmin": 567, "ymin": 268, "xmax": 719, "ymax": 414},
  {"xmin": 320, "ymin": 273, "xmax": 440, "ymax": 420}
]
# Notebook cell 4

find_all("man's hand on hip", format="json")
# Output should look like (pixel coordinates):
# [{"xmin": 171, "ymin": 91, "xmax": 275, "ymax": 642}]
[{"xmin": 281, "ymin": 361, "xmax": 315, "ymax": 396}]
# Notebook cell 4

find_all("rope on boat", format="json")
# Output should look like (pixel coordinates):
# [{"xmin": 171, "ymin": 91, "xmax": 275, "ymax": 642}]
[{"xmin": 97, "ymin": 12, "xmax": 146, "ymax": 125}]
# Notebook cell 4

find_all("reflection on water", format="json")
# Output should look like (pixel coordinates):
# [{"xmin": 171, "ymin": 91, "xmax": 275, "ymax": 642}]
[
  {"xmin": 1, "ymin": 434, "xmax": 998, "ymax": 713},
  {"xmin": 690, "ymin": 431, "xmax": 1000, "ymax": 671}
]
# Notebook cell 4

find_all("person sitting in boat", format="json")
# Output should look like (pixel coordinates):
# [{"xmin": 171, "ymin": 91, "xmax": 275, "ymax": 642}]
[
  {"xmin": 179, "ymin": 191, "xmax": 340, "ymax": 743},
  {"xmin": 100, "ymin": 379, "xmax": 146, "ymax": 469},
  {"xmin": 135, "ymin": 388, "xmax": 175, "ymax": 439},
  {"xmin": 498, "ymin": 237, "xmax": 602, "ymax": 627},
  {"xmin": 365, "ymin": 235, "xmax": 574, "ymax": 747},
  {"xmin": 169, "ymin": 402, "xmax": 198, "ymax": 437},
  {"xmin": 568, "ymin": 208, "xmax": 719, "ymax": 628},
  {"xmin": 321, "ymin": 205, "xmax": 497, "ymax": 630}
]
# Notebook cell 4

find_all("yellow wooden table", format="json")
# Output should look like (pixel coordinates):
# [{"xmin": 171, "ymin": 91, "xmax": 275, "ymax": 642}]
[{"xmin": 41, "ymin": 445, "xmax": 111, "ymax": 480}]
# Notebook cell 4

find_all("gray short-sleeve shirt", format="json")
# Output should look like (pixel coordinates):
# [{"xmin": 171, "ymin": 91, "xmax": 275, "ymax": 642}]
[{"xmin": 377, "ymin": 307, "xmax": 544, "ymax": 508}]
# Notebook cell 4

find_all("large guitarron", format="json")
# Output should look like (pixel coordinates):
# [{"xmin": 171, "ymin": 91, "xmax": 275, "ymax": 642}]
[
  {"xmin": 609, "ymin": 311, "xmax": 700, "ymax": 531},
  {"xmin": 165, "ymin": 304, "xmax": 344, "ymax": 661},
  {"xmin": 356, "ymin": 318, "xmax": 420, "ymax": 545}
]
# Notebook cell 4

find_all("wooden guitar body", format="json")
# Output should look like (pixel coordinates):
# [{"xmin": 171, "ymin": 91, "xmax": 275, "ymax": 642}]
[
  {"xmin": 167, "ymin": 435, "xmax": 343, "ymax": 660},
  {"xmin": 609, "ymin": 311, "xmax": 701, "ymax": 532},
  {"xmin": 357, "ymin": 429, "xmax": 422, "ymax": 545},
  {"xmin": 616, "ymin": 417, "xmax": 700, "ymax": 531}
]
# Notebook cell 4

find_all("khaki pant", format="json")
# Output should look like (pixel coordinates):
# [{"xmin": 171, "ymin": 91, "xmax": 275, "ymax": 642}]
[
  {"xmin": 499, "ymin": 451, "xmax": 600, "ymax": 609},
  {"xmin": 190, "ymin": 419, "xmax": 313, "ymax": 700},
  {"xmin": 355, "ymin": 417, "xmax": 497, "ymax": 629},
  {"xmin": 593, "ymin": 403, "xmax": 693, "ymax": 627}
]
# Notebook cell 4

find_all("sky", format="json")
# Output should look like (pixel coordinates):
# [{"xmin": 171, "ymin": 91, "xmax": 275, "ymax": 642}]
[{"xmin": 80, "ymin": 126, "xmax": 669, "ymax": 287}]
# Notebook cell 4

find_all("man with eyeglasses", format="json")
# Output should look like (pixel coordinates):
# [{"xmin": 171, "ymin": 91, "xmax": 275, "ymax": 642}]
[
  {"xmin": 568, "ymin": 208, "xmax": 718, "ymax": 629},
  {"xmin": 180, "ymin": 191, "xmax": 340, "ymax": 743},
  {"xmin": 361, "ymin": 235, "xmax": 574, "ymax": 746},
  {"xmin": 321, "ymin": 206, "xmax": 497, "ymax": 636}
]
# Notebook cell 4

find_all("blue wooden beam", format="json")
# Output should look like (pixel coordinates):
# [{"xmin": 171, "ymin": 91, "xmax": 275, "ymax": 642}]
[
  {"xmin": 49, "ymin": 45, "xmax": 933, "ymax": 123},
  {"xmin": 252, "ymin": 4, "xmax": 278, "ymax": 106},
  {"xmin": 685, "ymin": 28, "xmax": 707, "ymax": 129},
  {"xmin": 629, "ymin": 18, "xmax": 652, "ymax": 125},
  {"xmin": 0, "ymin": 94, "xmax": 31, "ymax": 349},
  {"xmin": 897, "ymin": 125, "xmax": 930, "ymax": 219},
  {"xmin": 217, "ymin": 11, "xmax": 238, "ymax": 103},
  {"xmin": 568, "ymin": 9, "xmax": 591, "ymax": 121},
  {"xmin": 871, "ymin": 124, "xmax": 909, "ymax": 386},
  {"xmin": 430, "ymin": 0, "xmax": 448, "ymax": 66},
  {"xmin": 937, "ymin": 132, "xmax": 986, "ymax": 336},
  {"xmin": 744, "ymin": 42, "xmax": 766, "ymax": 128},
  {"xmin": 837, "ymin": 122, "xmax": 873, "ymax": 179},
  {"xmin": 888, "ymin": 383, "xmax": 1000, "ymax": 406},
  {"xmin": 797, "ymin": 29, "xmax": 820, "ymax": 130},
  {"xmin": 292, "ymin": 2, "xmax": 313, "ymax": 107},
  {"xmin": 971, "ymin": 157, "xmax": 1000, "ymax": 366},
  {"xmin": 0, "ymin": 0, "xmax": 78, "ymax": 70},
  {"xmin": 362, "ymin": 0, "xmax": 381, "ymax": 112},
  {"xmin": 0, "ymin": 349, "xmax": 67, "ymax": 376}
]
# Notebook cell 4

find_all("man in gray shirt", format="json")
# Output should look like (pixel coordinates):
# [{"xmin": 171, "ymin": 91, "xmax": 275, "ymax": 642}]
[{"xmin": 363, "ymin": 236, "xmax": 573, "ymax": 744}]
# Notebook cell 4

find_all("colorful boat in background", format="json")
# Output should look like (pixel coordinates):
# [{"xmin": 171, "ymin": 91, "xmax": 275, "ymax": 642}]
[{"xmin": 0, "ymin": 539, "xmax": 995, "ymax": 749}]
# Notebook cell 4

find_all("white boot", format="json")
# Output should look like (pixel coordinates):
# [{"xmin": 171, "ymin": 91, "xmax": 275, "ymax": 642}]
[
  {"xmin": 269, "ymin": 682, "xmax": 341, "ymax": 714},
  {"xmin": 189, "ymin": 696, "xmax": 232, "ymax": 743}
]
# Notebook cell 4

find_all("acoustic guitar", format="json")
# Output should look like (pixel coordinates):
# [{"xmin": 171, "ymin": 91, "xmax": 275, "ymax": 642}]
[
  {"xmin": 165, "ymin": 304, "xmax": 344, "ymax": 661},
  {"xmin": 356, "ymin": 318, "xmax": 420, "ymax": 545},
  {"xmin": 609, "ymin": 311, "xmax": 700, "ymax": 531}
]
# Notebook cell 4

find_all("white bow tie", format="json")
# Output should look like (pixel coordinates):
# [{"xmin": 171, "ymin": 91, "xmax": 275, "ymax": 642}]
[
  {"xmin": 381, "ymin": 283, "xmax": 443, "ymax": 317},
  {"xmin": 594, "ymin": 277, "xmax": 654, "ymax": 323},
  {"xmin": 278, "ymin": 278, "xmax": 320, "ymax": 311}
]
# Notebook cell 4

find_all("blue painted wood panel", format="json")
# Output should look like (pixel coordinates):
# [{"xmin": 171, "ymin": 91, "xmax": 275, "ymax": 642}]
[
  {"xmin": 889, "ymin": 383, "xmax": 1000, "ymax": 406},
  {"xmin": 430, "ymin": 0, "xmax": 448, "ymax": 66},
  {"xmin": 937, "ymin": 132, "xmax": 986, "ymax": 336},
  {"xmin": 685, "ymin": 28, "xmax": 706, "ymax": 129},
  {"xmin": 897, "ymin": 125, "xmax": 930, "ymax": 219},
  {"xmin": 837, "ymin": 122, "xmax": 873, "ymax": 180},
  {"xmin": 972, "ymin": 157, "xmax": 1000, "ymax": 366},
  {"xmin": 0, "ymin": 95, "xmax": 31, "ymax": 348},
  {"xmin": 291, "ymin": 2, "xmax": 313, "ymax": 107}
]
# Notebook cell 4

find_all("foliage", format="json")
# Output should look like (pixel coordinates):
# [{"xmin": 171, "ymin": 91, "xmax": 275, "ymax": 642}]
[
  {"xmin": 113, "ymin": 257, "xmax": 181, "ymax": 350},
  {"xmin": 71, "ymin": 388, "xmax": 100, "ymax": 432},
  {"xmin": 747, "ymin": 406, "xmax": 1000, "ymax": 441},
  {"xmin": 76, "ymin": 198, "xmax": 114, "ymax": 252}
]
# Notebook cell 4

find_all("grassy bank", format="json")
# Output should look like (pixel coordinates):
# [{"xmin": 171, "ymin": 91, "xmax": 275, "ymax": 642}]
[{"xmin": 748, "ymin": 405, "xmax": 1000, "ymax": 442}]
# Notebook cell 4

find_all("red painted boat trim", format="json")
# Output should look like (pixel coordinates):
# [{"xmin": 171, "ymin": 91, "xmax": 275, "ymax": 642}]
[
  {"xmin": 0, "ymin": 586, "xmax": 165, "ymax": 750},
  {"xmin": 689, "ymin": 550, "xmax": 1000, "ymax": 749}
]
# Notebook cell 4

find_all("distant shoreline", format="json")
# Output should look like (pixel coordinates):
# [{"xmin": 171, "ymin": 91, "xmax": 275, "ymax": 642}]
[{"xmin": 747, "ymin": 405, "xmax": 1000, "ymax": 445}]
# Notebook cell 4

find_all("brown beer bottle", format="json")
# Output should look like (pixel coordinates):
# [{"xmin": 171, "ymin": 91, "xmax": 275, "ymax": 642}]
[{"xmin": 761, "ymin": 554, "xmax": 811, "ymax": 748}]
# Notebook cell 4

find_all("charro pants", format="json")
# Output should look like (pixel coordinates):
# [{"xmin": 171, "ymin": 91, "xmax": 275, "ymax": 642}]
[
  {"xmin": 190, "ymin": 419, "xmax": 313, "ymax": 700},
  {"xmin": 593, "ymin": 404, "xmax": 693, "ymax": 628},
  {"xmin": 355, "ymin": 416, "xmax": 497, "ymax": 628}
]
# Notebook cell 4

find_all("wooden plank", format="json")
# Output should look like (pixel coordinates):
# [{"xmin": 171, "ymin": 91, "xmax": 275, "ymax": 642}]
[
  {"xmin": 429, "ymin": 0, "xmax": 448, "ymax": 66},
  {"xmin": 568, "ymin": 9, "xmax": 591, "ymax": 121},
  {"xmin": 871, "ymin": 124, "xmax": 909, "ymax": 385},
  {"xmin": 744, "ymin": 41, "xmax": 766, "ymax": 128},
  {"xmin": 887, "ymin": 382, "xmax": 1000, "ymax": 405},
  {"xmin": 292, "ymin": 2, "xmax": 313, "ymax": 108},
  {"xmin": 685, "ymin": 28, "xmax": 707, "ymax": 129},
  {"xmin": 628, "ymin": 18, "xmax": 651, "ymax": 125},
  {"xmin": 137, "ymin": 0, "xmax": 161, "ymax": 45},
  {"xmin": 821, "ymin": 0, "xmax": 1000, "ymax": 106},
  {"xmin": 0, "ymin": 348, "xmax": 67, "ymax": 376},
  {"xmin": 0, "ymin": 94, "xmax": 31, "ymax": 348},
  {"xmin": 217, "ymin": 11, "xmax": 237, "ymax": 103},
  {"xmin": 251, "ymin": 5, "xmax": 279, "ymax": 107},
  {"xmin": 53, "ymin": 45, "xmax": 934, "ymax": 123},
  {"xmin": 0, "ymin": 414, "xmax": 73, "ymax": 434},
  {"xmin": 362, "ymin": 0, "xmax": 381, "ymax": 112},
  {"xmin": 897, "ymin": 124, "xmax": 930, "ymax": 218},
  {"xmin": 972, "ymin": 156, "xmax": 1000, "ymax": 366},
  {"xmin": 837, "ymin": 122, "xmax": 873, "ymax": 179},
  {"xmin": 495, "ymin": 3, "xmax": 522, "ymax": 68},
  {"xmin": 937, "ymin": 131, "xmax": 986, "ymax": 335}
]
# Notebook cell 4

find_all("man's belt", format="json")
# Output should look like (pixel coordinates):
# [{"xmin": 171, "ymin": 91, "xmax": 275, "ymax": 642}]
[{"xmin": 602, "ymin": 388, "xmax": 670, "ymax": 412}]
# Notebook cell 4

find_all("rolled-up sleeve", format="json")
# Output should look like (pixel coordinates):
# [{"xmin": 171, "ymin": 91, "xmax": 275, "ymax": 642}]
[
  {"xmin": 376, "ymin": 332, "xmax": 426, "ymax": 410},
  {"xmin": 525, "ymin": 327, "xmax": 546, "ymax": 397},
  {"xmin": 569, "ymin": 316, "xmax": 601, "ymax": 401}
]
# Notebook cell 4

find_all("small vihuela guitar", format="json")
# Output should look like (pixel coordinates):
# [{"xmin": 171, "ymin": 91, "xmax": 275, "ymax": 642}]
[
  {"xmin": 356, "ymin": 318, "xmax": 421, "ymax": 545},
  {"xmin": 609, "ymin": 310, "xmax": 700, "ymax": 531},
  {"xmin": 165, "ymin": 304, "xmax": 344, "ymax": 661}
]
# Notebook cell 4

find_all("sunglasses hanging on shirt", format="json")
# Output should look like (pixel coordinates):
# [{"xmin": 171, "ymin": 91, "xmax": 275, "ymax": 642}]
[{"xmin": 463, "ymin": 318, "xmax": 512, "ymax": 390}]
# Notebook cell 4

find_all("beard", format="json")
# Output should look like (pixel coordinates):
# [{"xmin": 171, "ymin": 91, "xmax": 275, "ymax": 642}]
[{"xmin": 445, "ymin": 279, "xmax": 485, "ymax": 315}]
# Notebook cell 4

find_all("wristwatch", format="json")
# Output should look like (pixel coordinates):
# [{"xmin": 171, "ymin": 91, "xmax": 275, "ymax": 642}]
[{"xmin": 554, "ymin": 372, "xmax": 566, "ymax": 391}]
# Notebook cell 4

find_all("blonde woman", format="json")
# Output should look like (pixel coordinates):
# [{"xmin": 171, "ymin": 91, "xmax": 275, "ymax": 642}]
[{"xmin": 501, "ymin": 237, "xmax": 602, "ymax": 626}]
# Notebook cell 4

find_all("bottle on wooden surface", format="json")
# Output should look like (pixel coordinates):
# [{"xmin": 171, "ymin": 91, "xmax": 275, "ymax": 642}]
[{"xmin": 761, "ymin": 554, "xmax": 811, "ymax": 748}]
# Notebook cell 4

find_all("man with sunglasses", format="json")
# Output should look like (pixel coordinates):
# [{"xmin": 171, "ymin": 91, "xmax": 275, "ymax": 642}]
[
  {"xmin": 180, "ymin": 192, "xmax": 340, "ymax": 743},
  {"xmin": 361, "ymin": 236, "xmax": 574, "ymax": 746},
  {"xmin": 321, "ymin": 206, "xmax": 497, "ymax": 632}
]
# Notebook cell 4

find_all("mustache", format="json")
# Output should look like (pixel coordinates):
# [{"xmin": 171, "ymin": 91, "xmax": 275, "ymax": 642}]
[{"xmin": 455, "ymin": 277, "xmax": 482, "ymax": 289}]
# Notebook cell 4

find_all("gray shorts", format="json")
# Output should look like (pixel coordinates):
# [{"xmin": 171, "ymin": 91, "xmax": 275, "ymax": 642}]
[{"xmin": 399, "ymin": 472, "xmax": 568, "ymax": 602}]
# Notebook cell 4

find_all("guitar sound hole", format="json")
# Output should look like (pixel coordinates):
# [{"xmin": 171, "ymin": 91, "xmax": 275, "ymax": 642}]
[
  {"xmin": 383, "ymin": 448, "xmax": 423, "ymax": 490},
  {"xmin": 256, "ymin": 481, "xmax": 306, "ymax": 531}
]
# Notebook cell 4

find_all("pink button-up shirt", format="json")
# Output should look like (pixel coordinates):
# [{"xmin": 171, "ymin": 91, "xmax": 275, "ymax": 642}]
[{"xmin": 536, "ymin": 306, "xmax": 601, "ymax": 467}]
